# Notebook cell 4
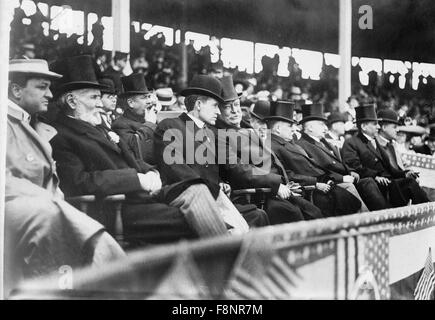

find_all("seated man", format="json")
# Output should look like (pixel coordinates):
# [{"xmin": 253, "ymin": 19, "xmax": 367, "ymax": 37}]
[
  {"xmin": 265, "ymin": 101, "xmax": 363, "ymax": 217},
  {"xmin": 5, "ymin": 59, "xmax": 125, "ymax": 297},
  {"xmin": 342, "ymin": 105, "xmax": 429, "ymax": 207},
  {"xmin": 154, "ymin": 75, "xmax": 268, "ymax": 229},
  {"xmin": 214, "ymin": 76, "xmax": 323, "ymax": 223},
  {"xmin": 112, "ymin": 73, "xmax": 157, "ymax": 164},
  {"xmin": 50, "ymin": 56, "xmax": 234, "ymax": 245},
  {"xmin": 297, "ymin": 103, "xmax": 389, "ymax": 211},
  {"xmin": 325, "ymin": 112, "xmax": 347, "ymax": 150},
  {"xmin": 98, "ymin": 77, "xmax": 118, "ymax": 128}
]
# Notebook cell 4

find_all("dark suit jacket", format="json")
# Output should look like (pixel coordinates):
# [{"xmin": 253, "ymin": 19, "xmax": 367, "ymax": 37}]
[
  {"xmin": 342, "ymin": 131, "xmax": 406, "ymax": 179},
  {"xmin": 154, "ymin": 112, "xmax": 221, "ymax": 195},
  {"xmin": 112, "ymin": 109, "xmax": 157, "ymax": 164},
  {"xmin": 50, "ymin": 114, "xmax": 154, "ymax": 197},
  {"xmin": 271, "ymin": 134, "xmax": 331, "ymax": 185},
  {"xmin": 297, "ymin": 133, "xmax": 350, "ymax": 183},
  {"xmin": 214, "ymin": 118, "xmax": 283, "ymax": 195}
]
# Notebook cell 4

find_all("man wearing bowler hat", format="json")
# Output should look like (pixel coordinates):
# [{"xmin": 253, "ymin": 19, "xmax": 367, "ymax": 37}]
[
  {"xmin": 250, "ymin": 100, "xmax": 270, "ymax": 140},
  {"xmin": 98, "ymin": 77, "xmax": 118, "ymax": 128},
  {"xmin": 5, "ymin": 58, "xmax": 125, "ymax": 296},
  {"xmin": 215, "ymin": 83, "xmax": 323, "ymax": 223},
  {"xmin": 266, "ymin": 101, "xmax": 364, "ymax": 217},
  {"xmin": 342, "ymin": 105, "xmax": 429, "ymax": 207},
  {"xmin": 298, "ymin": 104, "xmax": 389, "ymax": 212},
  {"xmin": 155, "ymin": 74, "xmax": 255, "ymax": 234},
  {"xmin": 50, "ymin": 56, "xmax": 232, "ymax": 245},
  {"xmin": 112, "ymin": 73, "xmax": 158, "ymax": 164}
]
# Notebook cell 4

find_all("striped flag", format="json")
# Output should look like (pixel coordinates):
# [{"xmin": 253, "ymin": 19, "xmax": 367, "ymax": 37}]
[{"xmin": 414, "ymin": 248, "xmax": 435, "ymax": 300}]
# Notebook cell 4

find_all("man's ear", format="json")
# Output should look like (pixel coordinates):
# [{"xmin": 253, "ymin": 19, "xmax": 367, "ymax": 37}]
[
  {"xmin": 66, "ymin": 93, "xmax": 77, "ymax": 110},
  {"xmin": 195, "ymin": 99, "xmax": 201, "ymax": 111},
  {"xmin": 127, "ymin": 97, "xmax": 134, "ymax": 108},
  {"xmin": 10, "ymin": 83, "xmax": 23, "ymax": 100}
]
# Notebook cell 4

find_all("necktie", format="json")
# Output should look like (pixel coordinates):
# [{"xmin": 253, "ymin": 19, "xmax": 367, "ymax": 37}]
[{"xmin": 370, "ymin": 138, "xmax": 377, "ymax": 150}]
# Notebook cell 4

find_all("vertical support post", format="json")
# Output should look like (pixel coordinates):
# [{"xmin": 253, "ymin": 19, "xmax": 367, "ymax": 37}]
[
  {"xmin": 339, "ymin": 0, "xmax": 352, "ymax": 108},
  {"xmin": 180, "ymin": 28, "xmax": 188, "ymax": 87},
  {"xmin": 112, "ymin": 0, "xmax": 130, "ymax": 54},
  {"xmin": 83, "ymin": 4, "xmax": 88, "ymax": 48},
  {"xmin": 0, "ymin": 0, "xmax": 12, "ymax": 300}
]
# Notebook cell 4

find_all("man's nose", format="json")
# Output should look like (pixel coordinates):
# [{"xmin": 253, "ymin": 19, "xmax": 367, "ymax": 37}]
[
  {"xmin": 45, "ymin": 88, "xmax": 53, "ymax": 99},
  {"xmin": 216, "ymin": 107, "xmax": 221, "ymax": 115}
]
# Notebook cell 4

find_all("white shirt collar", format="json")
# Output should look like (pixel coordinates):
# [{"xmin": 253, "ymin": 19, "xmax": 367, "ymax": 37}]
[
  {"xmin": 328, "ymin": 131, "xmax": 340, "ymax": 141},
  {"xmin": 377, "ymin": 135, "xmax": 390, "ymax": 145},
  {"xmin": 187, "ymin": 113, "xmax": 206, "ymax": 129},
  {"xmin": 363, "ymin": 133, "xmax": 375, "ymax": 141},
  {"xmin": 8, "ymin": 99, "xmax": 31, "ymax": 123}
]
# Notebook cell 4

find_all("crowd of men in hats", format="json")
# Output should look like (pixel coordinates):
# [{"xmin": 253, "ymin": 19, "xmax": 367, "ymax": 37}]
[{"xmin": 4, "ymin": 54, "xmax": 431, "ymax": 296}]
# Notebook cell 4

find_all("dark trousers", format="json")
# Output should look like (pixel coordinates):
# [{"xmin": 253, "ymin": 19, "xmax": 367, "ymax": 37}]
[
  {"xmin": 266, "ymin": 196, "xmax": 323, "ymax": 225},
  {"xmin": 356, "ymin": 177, "xmax": 390, "ymax": 211},
  {"xmin": 235, "ymin": 203, "xmax": 270, "ymax": 228},
  {"xmin": 383, "ymin": 177, "xmax": 429, "ymax": 207}
]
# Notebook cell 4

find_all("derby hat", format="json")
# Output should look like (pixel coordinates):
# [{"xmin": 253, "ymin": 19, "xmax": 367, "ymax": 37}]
[
  {"xmin": 156, "ymin": 87, "xmax": 177, "ymax": 106},
  {"xmin": 99, "ymin": 78, "xmax": 117, "ymax": 95},
  {"xmin": 221, "ymin": 75, "xmax": 242, "ymax": 102},
  {"xmin": 327, "ymin": 112, "xmax": 347, "ymax": 126},
  {"xmin": 300, "ymin": 103, "xmax": 327, "ymax": 124},
  {"xmin": 120, "ymin": 73, "xmax": 150, "ymax": 96},
  {"xmin": 377, "ymin": 109, "xmax": 399, "ymax": 125},
  {"xmin": 180, "ymin": 74, "xmax": 225, "ymax": 103},
  {"xmin": 51, "ymin": 55, "xmax": 108, "ymax": 94},
  {"xmin": 9, "ymin": 59, "xmax": 62, "ymax": 79},
  {"xmin": 251, "ymin": 100, "xmax": 271, "ymax": 120},
  {"xmin": 263, "ymin": 100, "xmax": 296, "ymax": 124},
  {"xmin": 355, "ymin": 104, "xmax": 378, "ymax": 123}
]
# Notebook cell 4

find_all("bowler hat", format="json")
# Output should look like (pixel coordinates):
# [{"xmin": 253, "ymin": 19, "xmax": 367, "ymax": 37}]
[
  {"xmin": 120, "ymin": 73, "xmax": 150, "ymax": 96},
  {"xmin": 300, "ymin": 103, "xmax": 327, "ymax": 124},
  {"xmin": 264, "ymin": 100, "xmax": 296, "ymax": 124},
  {"xmin": 99, "ymin": 78, "xmax": 117, "ymax": 95},
  {"xmin": 355, "ymin": 104, "xmax": 378, "ymax": 123},
  {"xmin": 51, "ymin": 55, "xmax": 108, "ymax": 94},
  {"xmin": 251, "ymin": 100, "xmax": 270, "ymax": 120},
  {"xmin": 9, "ymin": 59, "xmax": 62, "ymax": 79},
  {"xmin": 180, "ymin": 74, "xmax": 224, "ymax": 103},
  {"xmin": 377, "ymin": 109, "xmax": 399, "ymax": 125},
  {"xmin": 156, "ymin": 87, "xmax": 177, "ymax": 106},
  {"xmin": 327, "ymin": 112, "xmax": 347, "ymax": 126},
  {"xmin": 221, "ymin": 75, "xmax": 242, "ymax": 102}
]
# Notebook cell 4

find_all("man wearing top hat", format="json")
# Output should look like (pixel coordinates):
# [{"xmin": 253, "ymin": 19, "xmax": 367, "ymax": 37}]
[
  {"xmin": 342, "ymin": 104, "xmax": 429, "ymax": 207},
  {"xmin": 297, "ymin": 104, "xmax": 389, "ymax": 212},
  {"xmin": 214, "ymin": 77, "xmax": 322, "ymax": 223},
  {"xmin": 50, "ymin": 56, "xmax": 232, "ymax": 245},
  {"xmin": 103, "ymin": 51, "xmax": 129, "ymax": 93},
  {"xmin": 112, "ymin": 73, "xmax": 158, "ymax": 164},
  {"xmin": 265, "ymin": 101, "xmax": 364, "ymax": 217},
  {"xmin": 5, "ymin": 58, "xmax": 125, "ymax": 296},
  {"xmin": 155, "ymin": 74, "xmax": 259, "ymax": 233}
]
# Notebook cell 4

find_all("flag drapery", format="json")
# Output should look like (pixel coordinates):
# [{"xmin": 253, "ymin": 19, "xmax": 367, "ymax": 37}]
[{"xmin": 414, "ymin": 248, "xmax": 435, "ymax": 300}]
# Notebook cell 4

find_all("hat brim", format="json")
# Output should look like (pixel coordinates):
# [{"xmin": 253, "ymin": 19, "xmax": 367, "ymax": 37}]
[
  {"xmin": 159, "ymin": 97, "xmax": 177, "ymax": 106},
  {"xmin": 378, "ymin": 118, "xmax": 399, "ymax": 125},
  {"xmin": 180, "ymin": 87, "xmax": 224, "ymax": 103},
  {"xmin": 250, "ymin": 111, "xmax": 266, "ymax": 121},
  {"xmin": 55, "ymin": 81, "xmax": 110, "ymax": 95},
  {"xmin": 263, "ymin": 116, "xmax": 296, "ymax": 124},
  {"xmin": 299, "ymin": 116, "xmax": 328, "ymax": 124},
  {"xmin": 10, "ymin": 70, "xmax": 63, "ymax": 79},
  {"xmin": 397, "ymin": 126, "xmax": 426, "ymax": 135}
]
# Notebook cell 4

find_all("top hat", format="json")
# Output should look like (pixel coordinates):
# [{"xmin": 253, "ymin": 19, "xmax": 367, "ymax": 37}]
[
  {"xmin": 263, "ymin": 100, "xmax": 296, "ymax": 124},
  {"xmin": 377, "ymin": 109, "xmax": 399, "ymax": 125},
  {"xmin": 99, "ymin": 77, "xmax": 117, "ymax": 95},
  {"xmin": 327, "ymin": 112, "xmax": 347, "ymax": 126},
  {"xmin": 9, "ymin": 59, "xmax": 62, "ymax": 79},
  {"xmin": 300, "ymin": 103, "xmax": 327, "ymax": 124},
  {"xmin": 120, "ymin": 73, "xmax": 150, "ymax": 96},
  {"xmin": 156, "ymin": 87, "xmax": 177, "ymax": 106},
  {"xmin": 51, "ymin": 55, "xmax": 108, "ymax": 95},
  {"xmin": 355, "ymin": 104, "xmax": 378, "ymax": 123},
  {"xmin": 221, "ymin": 75, "xmax": 242, "ymax": 102},
  {"xmin": 180, "ymin": 74, "xmax": 224, "ymax": 103},
  {"xmin": 251, "ymin": 100, "xmax": 271, "ymax": 120}
]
